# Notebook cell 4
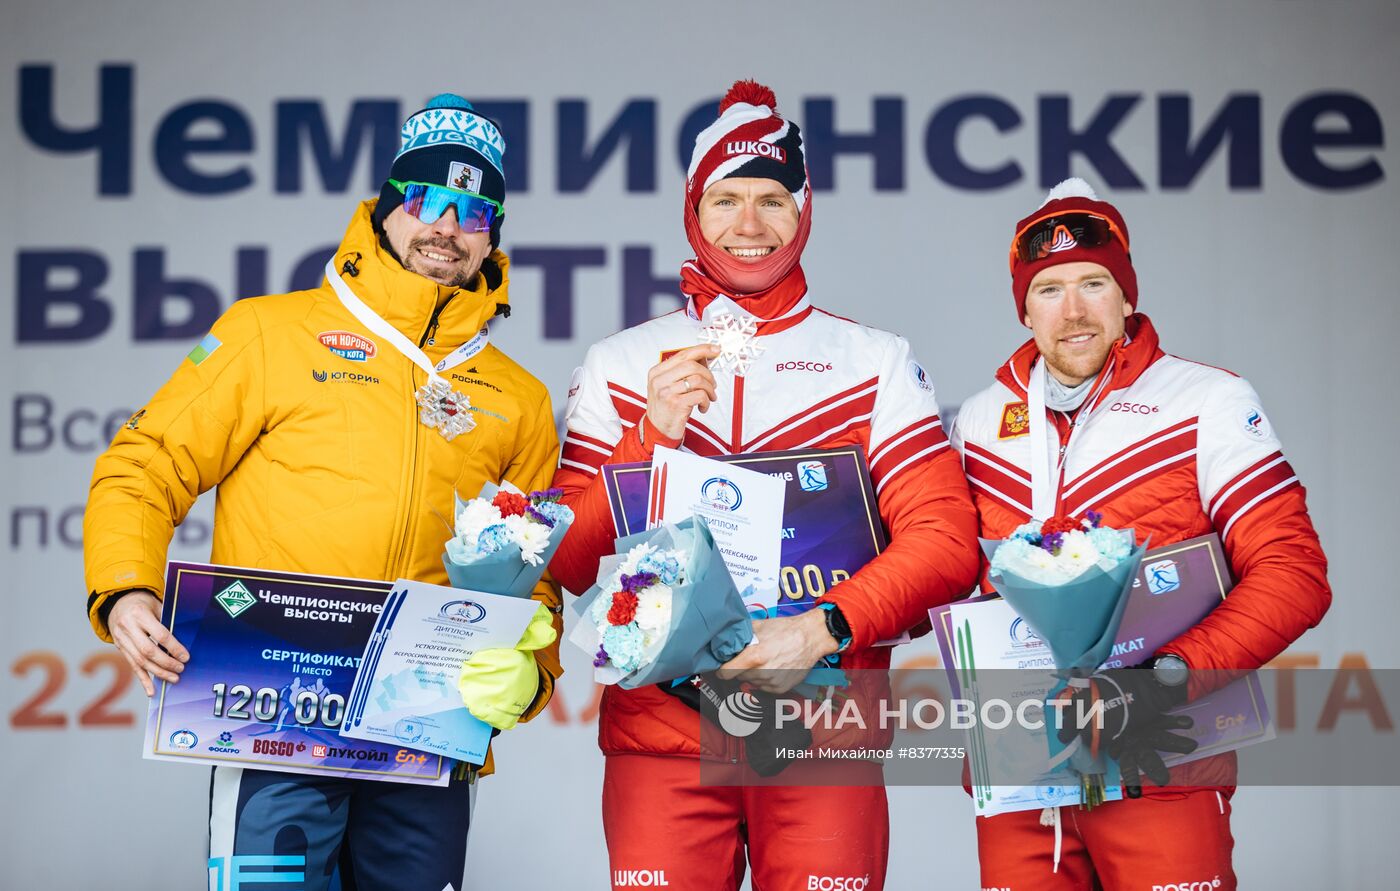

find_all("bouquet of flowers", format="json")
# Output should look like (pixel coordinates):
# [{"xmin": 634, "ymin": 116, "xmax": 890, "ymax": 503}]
[
  {"xmin": 982, "ymin": 510, "xmax": 1147, "ymax": 807},
  {"xmin": 569, "ymin": 518, "xmax": 753, "ymax": 689},
  {"xmin": 442, "ymin": 482, "xmax": 575, "ymax": 597}
]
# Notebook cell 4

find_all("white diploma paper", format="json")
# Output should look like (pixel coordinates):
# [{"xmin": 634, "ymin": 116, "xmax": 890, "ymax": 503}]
[
  {"xmin": 340, "ymin": 579, "xmax": 540, "ymax": 766},
  {"xmin": 949, "ymin": 596, "xmax": 1123, "ymax": 817},
  {"xmin": 649, "ymin": 446, "xmax": 786, "ymax": 612}
]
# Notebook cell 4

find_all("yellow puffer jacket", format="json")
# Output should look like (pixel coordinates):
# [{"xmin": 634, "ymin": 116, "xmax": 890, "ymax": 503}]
[{"xmin": 84, "ymin": 201, "xmax": 562, "ymax": 772}]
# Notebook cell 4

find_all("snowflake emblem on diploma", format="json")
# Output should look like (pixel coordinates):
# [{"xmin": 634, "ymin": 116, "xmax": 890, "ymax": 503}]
[
  {"xmin": 698, "ymin": 311, "xmax": 764, "ymax": 375},
  {"xmin": 416, "ymin": 378, "xmax": 477, "ymax": 441}
]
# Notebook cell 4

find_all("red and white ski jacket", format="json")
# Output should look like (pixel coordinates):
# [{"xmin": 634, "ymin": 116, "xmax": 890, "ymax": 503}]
[
  {"xmin": 551, "ymin": 295, "xmax": 980, "ymax": 760},
  {"xmin": 951, "ymin": 314, "xmax": 1330, "ymax": 789}
]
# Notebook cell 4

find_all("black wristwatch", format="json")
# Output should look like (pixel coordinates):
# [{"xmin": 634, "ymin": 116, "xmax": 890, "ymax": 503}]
[
  {"xmin": 820, "ymin": 603, "xmax": 852, "ymax": 652},
  {"xmin": 1151, "ymin": 654, "xmax": 1189, "ymax": 688}
]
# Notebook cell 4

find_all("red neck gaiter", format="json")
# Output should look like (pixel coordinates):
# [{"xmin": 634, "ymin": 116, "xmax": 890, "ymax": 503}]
[{"xmin": 679, "ymin": 194, "xmax": 813, "ymax": 325}]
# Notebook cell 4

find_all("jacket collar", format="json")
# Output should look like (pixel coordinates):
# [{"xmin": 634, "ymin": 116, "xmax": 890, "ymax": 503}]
[
  {"xmin": 329, "ymin": 200, "xmax": 509, "ymax": 348},
  {"xmin": 994, "ymin": 313, "xmax": 1164, "ymax": 407}
]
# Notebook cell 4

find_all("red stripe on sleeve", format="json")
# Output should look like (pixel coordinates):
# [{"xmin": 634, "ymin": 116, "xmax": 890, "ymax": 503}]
[
  {"xmin": 1212, "ymin": 460, "xmax": 1300, "ymax": 538},
  {"xmin": 870, "ymin": 426, "xmax": 950, "ymax": 489},
  {"xmin": 1208, "ymin": 450, "xmax": 1286, "ymax": 516},
  {"xmin": 870, "ymin": 416, "xmax": 943, "ymax": 465}
]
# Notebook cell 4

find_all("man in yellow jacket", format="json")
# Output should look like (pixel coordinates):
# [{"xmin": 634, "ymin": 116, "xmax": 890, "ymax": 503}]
[{"xmin": 83, "ymin": 94, "xmax": 560, "ymax": 891}]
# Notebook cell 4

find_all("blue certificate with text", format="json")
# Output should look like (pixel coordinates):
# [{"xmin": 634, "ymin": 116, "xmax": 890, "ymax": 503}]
[{"xmin": 143, "ymin": 562, "xmax": 450, "ymax": 785}]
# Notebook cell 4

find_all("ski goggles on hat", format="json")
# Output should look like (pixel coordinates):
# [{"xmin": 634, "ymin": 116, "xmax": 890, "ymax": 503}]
[
  {"xmin": 1008, "ymin": 211, "xmax": 1129, "ymax": 273},
  {"xmin": 389, "ymin": 179, "xmax": 502, "ymax": 233}
]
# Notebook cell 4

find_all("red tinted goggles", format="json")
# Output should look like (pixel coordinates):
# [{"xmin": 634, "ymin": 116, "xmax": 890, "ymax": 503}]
[{"xmin": 1008, "ymin": 211, "xmax": 1128, "ymax": 274}]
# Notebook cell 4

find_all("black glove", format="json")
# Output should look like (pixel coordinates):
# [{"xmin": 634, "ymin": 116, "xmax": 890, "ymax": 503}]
[
  {"xmin": 660, "ymin": 674, "xmax": 812, "ymax": 777},
  {"xmin": 1057, "ymin": 666, "xmax": 1189, "ymax": 747},
  {"xmin": 1056, "ymin": 665, "xmax": 1197, "ymax": 794},
  {"xmin": 1105, "ymin": 713, "xmax": 1199, "ymax": 797}
]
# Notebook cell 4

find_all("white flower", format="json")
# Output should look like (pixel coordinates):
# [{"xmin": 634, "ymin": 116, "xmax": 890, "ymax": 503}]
[
  {"xmin": 635, "ymin": 586, "xmax": 673, "ymax": 662},
  {"xmin": 634, "ymin": 587, "xmax": 672, "ymax": 636},
  {"xmin": 619, "ymin": 542, "xmax": 656, "ymax": 575},
  {"xmin": 501, "ymin": 513, "xmax": 531, "ymax": 538},
  {"xmin": 1059, "ymin": 530, "xmax": 1100, "ymax": 565},
  {"xmin": 455, "ymin": 498, "xmax": 502, "ymax": 546},
  {"xmin": 516, "ymin": 521, "xmax": 552, "ymax": 566},
  {"xmin": 1023, "ymin": 546, "xmax": 1056, "ymax": 573}
]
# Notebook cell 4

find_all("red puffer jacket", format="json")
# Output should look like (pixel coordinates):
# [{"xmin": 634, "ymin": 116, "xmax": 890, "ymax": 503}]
[
  {"xmin": 950, "ymin": 313, "xmax": 1331, "ymax": 793},
  {"xmin": 550, "ymin": 298, "xmax": 981, "ymax": 761}
]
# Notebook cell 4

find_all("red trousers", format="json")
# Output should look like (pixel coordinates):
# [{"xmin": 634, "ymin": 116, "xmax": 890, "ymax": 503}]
[
  {"xmin": 600, "ymin": 754, "xmax": 888, "ymax": 891},
  {"xmin": 976, "ymin": 791, "xmax": 1236, "ymax": 891}
]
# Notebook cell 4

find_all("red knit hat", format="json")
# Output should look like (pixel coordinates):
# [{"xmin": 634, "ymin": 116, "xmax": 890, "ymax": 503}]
[
  {"xmin": 681, "ymin": 80, "xmax": 813, "ymax": 300},
  {"xmin": 685, "ymin": 80, "xmax": 809, "ymax": 209},
  {"xmin": 1010, "ymin": 178, "xmax": 1137, "ymax": 321}
]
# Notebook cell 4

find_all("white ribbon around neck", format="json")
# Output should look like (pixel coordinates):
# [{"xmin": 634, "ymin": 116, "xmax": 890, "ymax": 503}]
[
  {"xmin": 324, "ymin": 259, "xmax": 488, "ymax": 380},
  {"xmin": 434, "ymin": 326, "xmax": 490, "ymax": 373},
  {"xmin": 325, "ymin": 260, "xmax": 482, "ymax": 441},
  {"xmin": 1027, "ymin": 358, "xmax": 1114, "ymax": 519},
  {"xmin": 1027, "ymin": 358, "xmax": 1056, "ymax": 520},
  {"xmin": 326, "ymin": 260, "xmax": 443, "ymax": 384}
]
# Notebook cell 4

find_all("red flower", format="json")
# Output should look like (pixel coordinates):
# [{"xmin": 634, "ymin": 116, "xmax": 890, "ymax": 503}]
[
  {"xmin": 491, "ymin": 491, "xmax": 529, "ymax": 517},
  {"xmin": 607, "ymin": 592, "xmax": 639, "ymax": 626},
  {"xmin": 1040, "ymin": 515, "xmax": 1080, "ymax": 536}
]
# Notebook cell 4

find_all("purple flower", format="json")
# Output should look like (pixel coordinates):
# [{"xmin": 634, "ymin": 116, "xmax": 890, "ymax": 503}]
[
  {"xmin": 529, "ymin": 487, "xmax": 565, "ymax": 502},
  {"xmin": 593, "ymin": 645, "xmax": 609, "ymax": 668},
  {"xmin": 1040, "ymin": 531, "xmax": 1064, "ymax": 555},
  {"xmin": 620, "ymin": 571, "xmax": 659, "ymax": 594},
  {"xmin": 1085, "ymin": 510, "xmax": 1104, "ymax": 529},
  {"xmin": 526, "ymin": 505, "xmax": 555, "ymax": 528}
]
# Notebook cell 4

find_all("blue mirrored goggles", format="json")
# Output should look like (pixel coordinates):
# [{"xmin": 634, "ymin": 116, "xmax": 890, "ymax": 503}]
[{"xmin": 389, "ymin": 179, "xmax": 502, "ymax": 233}]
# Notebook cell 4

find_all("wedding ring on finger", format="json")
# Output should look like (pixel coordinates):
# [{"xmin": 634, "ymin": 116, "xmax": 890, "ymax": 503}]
[{"xmin": 681, "ymin": 376, "xmax": 692, "ymax": 393}]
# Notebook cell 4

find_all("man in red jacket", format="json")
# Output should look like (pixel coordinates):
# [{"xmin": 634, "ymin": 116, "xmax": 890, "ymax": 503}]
[
  {"xmin": 550, "ymin": 81, "xmax": 980, "ymax": 891},
  {"xmin": 949, "ymin": 177, "xmax": 1331, "ymax": 889}
]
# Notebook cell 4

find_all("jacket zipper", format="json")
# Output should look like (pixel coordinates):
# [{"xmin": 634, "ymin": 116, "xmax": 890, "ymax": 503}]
[
  {"xmin": 387, "ymin": 305, "xmax": 449, "ymax": 578},
  {"xmin": 731, "ymin": 376, "xmax": 746, "ymax": 452},
  {"xmin": 419, "ymin": 305, "xmax": 445, "ymax": 348}
]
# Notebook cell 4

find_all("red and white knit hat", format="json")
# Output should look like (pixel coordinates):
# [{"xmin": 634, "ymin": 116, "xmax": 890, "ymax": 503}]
[
  {"xmin": 686, "ymin": 80, "xmax": 809, "ymax": 210},
  {"xmin": 1010, "ymin": 177, "xmax": 1138, "ymax": 320}
]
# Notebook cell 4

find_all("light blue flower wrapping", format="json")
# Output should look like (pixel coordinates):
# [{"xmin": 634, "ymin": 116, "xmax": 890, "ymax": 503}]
[
  {"xmin": 441, "ymin": 482, "xmax": 575, "ymax": 598},
  {"xmin": 980, "ymin": 532, "xmax": 1149, "ymax": 787},
  {"xmin": 570, "ymin": 517, "xmax": 754, "ymax": 689},
  {"xmin": 980, "ymin": 533, "xmax": 1147, "ymax": 675}
]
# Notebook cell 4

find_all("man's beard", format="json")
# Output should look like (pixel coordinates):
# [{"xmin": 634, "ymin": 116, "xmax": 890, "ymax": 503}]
[{"xmin": 404, "ymin": 236, "xmax": 480, "ymax": 289}]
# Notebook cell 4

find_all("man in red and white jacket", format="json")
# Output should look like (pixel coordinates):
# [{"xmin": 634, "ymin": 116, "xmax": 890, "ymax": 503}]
[
  {"xmin": 550, "ymin": 81, "xmax": 979, "ymax": 891},
  {"xmin": 950, "ymin": 178, "xmax": 1331, "ymax": 889}
]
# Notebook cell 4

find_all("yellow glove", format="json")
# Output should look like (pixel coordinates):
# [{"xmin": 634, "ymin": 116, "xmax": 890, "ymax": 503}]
[{"xmin": 458, "ymin": 603, "xmax": 557, "ymax": 731}]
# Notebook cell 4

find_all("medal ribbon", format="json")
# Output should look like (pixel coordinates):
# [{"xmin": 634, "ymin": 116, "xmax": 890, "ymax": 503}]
[
  {"xmin": 326, "ymin": 260, "xmax": 446, "ymax": 383},
  {"xmin": 1026, "ymin": 357, "xmax": 1116, "ymax": 518},
  {"xmin": 434, "ymin": 326, "xmax": 491, "ymax": 373},
  {"xmin": 324, "ymin": 260, "xmax": 475, "ymax": 440}
]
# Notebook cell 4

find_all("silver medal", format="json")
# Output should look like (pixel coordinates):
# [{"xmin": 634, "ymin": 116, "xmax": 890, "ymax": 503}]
[
  {"xmin": 415, "ymin": 378, "xmax": 476, "ymax": 441},
  {"xmin": 697, "ymin": 311, "xmax": 764, "ymax": 375}
]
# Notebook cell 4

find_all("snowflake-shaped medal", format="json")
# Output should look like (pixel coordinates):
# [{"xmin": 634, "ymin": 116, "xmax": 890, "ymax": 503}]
[
  {"xmin": 416, "ymin": 378, "xmax": 477, "ymax": 441},
  {"xmin": 697, "ymin": 311, "xmax": 764, "ymax": 375}
]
